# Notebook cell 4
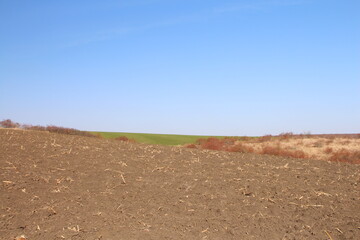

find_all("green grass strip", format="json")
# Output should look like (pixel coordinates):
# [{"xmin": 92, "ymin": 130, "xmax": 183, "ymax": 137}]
[{"xmin": 92, "ymin": 132, "xmax": 227, "ymax": 146}]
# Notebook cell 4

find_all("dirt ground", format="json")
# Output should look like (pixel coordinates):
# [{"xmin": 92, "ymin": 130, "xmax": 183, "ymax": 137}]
[{"xmin": 1, "ymin": 129, "xmax": 359, "ymax": 240}]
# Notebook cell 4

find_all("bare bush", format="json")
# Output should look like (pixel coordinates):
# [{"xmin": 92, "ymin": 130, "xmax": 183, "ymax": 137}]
[
  {"xmin": 278, "ymin": 132, "xmax": 294, "ymax": 140},
  {"xmin": 0, "ymin": 119, "xmax": 20, "ymax": 128},
  {"xmin": 1, "ymin": 120, "xmax": 98, "ymax": 138},
  {"xmin": 24, "ymin": 125, "xmax": 47, "ymax": 131},
  {"xmin": 257, "ymin": 135, "xmax": 272, "ymax": 142}
]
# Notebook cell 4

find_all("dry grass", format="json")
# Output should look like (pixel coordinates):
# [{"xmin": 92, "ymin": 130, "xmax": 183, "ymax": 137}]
[{"xmin": 188, "ymin": 134, "xmax": 360, "ymax": 164}]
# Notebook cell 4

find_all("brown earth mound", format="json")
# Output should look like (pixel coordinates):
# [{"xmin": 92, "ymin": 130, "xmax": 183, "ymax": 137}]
[{"xmin": 1, "ymin": 129, "xmax": 359, "ymax": 240}]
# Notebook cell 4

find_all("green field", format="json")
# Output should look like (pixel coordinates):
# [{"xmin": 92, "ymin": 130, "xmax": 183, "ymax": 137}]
[{"xmin": 92, "ymin": 132, "xmax": 227, "ymax": 145}]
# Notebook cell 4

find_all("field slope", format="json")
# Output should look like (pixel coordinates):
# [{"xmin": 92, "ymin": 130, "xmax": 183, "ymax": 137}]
[{"xmin": 1, "ymin": 129, "xmax": 359, "ymax": 239}]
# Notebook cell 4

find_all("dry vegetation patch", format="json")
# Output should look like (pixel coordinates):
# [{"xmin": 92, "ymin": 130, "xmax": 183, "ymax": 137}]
[{"xmin": 188, "ymin": 134, "xmax": 360, "ymax": 164}]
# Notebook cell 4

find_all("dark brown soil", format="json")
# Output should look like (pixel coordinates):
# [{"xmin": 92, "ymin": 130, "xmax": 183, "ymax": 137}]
[{"xmin": 1, "ymin": 129, "xmax": 359, "ymax": 240}]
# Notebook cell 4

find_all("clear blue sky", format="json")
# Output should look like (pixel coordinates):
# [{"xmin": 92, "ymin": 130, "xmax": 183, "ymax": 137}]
[{"xmin": 0, "ymin": 0, "xmax": 359, "ymax": 136}]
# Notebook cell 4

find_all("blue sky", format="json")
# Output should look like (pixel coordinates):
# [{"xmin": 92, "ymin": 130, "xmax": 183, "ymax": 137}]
[{"xmin": 0, "ymin": 0, "xmax": 359, "ymax": 135}]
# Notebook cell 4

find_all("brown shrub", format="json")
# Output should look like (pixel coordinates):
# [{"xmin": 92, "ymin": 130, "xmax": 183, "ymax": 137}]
[
  {"xmin": 295, "ymin": 140, "xmax": 304, "ymax": 146},
  {"xmin": 237, "ymin": 136, "xmax": 253, "ymax": 141},
  {"xmin": 329, "ymin": 149, "xmax": 360, "ymax": 164},
  {"xmin": 289, "ymin": 150, "xmax": 308, "ymax": 159},
  {"xmin": 261, "ymin": 145, "xmax": 307, "ymax": 159},
  {"xmin": 278, "ymin": 132, "xmax": 294, "ymax": 140},
  {"xmin": 323, "ymin": 147, "xmax": 333, "ymax": 154},
  {"xmin": 25, "ymin": 125, "xmax": 47, "ymax": 131},
  {"xmin": 325, "ymin": 140, "xmax": 333, "ymax": 145},
  {"xmin": 323, "ymin": 135, "xmax": 336, "ymax": 139},
  {"xmin": 299, "ymin": 132, "xmax": 312, "ymax": 138},
  {"xmin": 261, "ymin": 145, "xmax": 281, "ymax": 155},
  {"xmin": 227, "ymin": 143, "xmax": 255, "ymax": 153},
  {"xmin": 257, "ymin": 135, "xmax": 272, "ymax": 143},
  {"xmin": 184, "ymin": 143, "xmax": 197, "ymax": 149},
  {"xmin": 45, "ymin": 125, "xmax": 95, "ymax": 137},
  {"xmin": 92, "ymin": 133, "xmax": 104, "ymax": 138},
  {"xmin": 340, "ymin": 140, "xmax": 351, "ymax": 145},
  {"xmin": 197, "ymin": 137, "xmax": 225, "ymax": 151},
  {"xmin": 115, "ymin": 136, "xmax": 130, "ymax": 141},
  {"xmin": 0, "ymin": 119, "xmax": 20, "ymax": 128},
  {"xmin": 312, "ymin": 140, "xmax": 324, "ymax": 148},
  {"xmin": 114, "ymin": 136, "xmax": 136, "ymax": 143}
]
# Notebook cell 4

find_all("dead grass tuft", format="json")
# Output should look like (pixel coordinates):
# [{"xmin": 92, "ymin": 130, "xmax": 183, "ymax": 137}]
[
  {"xmin": 197, "ymin": 138, "xmax": 225, "ymax": 151},
  {"xmin": 312, "ymin": 140, "xmax": 324, "ymax": 148},
  {"xmin": 227, "ymin": 143, "xmax": 255, "ymax": 153},
  {"xmin": 114, "ymin": 136, "xmax": 136, "ymax": 143},
  {"xmin": 185, "ymin": 144, "xmax": 197, "ymax": 149},
  {"xmin": 328, "ymin": 149, "xmax": 360, "ymax": 164},
  {"xmin": 279, "ymin": 132, "xmax": 294, "ymax": 140},
  {"xmin": 45, "ymin": 125, "xmax": 95, "ymax": 137},
  {"xmin": 261, "ymin": 145, "xmax": 307, "ymax": 159},
  {"xmin": 257, "ymin": 135, "xmax": 273, "ymax": 143},
  {"xmin": 323, "ymin": 147, "xmax": 333, "ymax": 154}
]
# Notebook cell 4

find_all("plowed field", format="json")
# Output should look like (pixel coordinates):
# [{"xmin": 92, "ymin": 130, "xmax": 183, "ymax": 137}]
[{"xmin": 1, "ymin": 129, "xmax": 359, "ymax": 239}]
